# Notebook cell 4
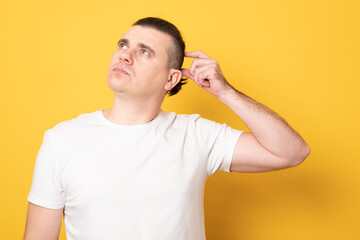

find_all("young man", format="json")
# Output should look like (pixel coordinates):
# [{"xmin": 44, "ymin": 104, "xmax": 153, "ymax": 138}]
[{"xmin": 24, "ymin": 17, "xmax": 310, "ymax": 240}]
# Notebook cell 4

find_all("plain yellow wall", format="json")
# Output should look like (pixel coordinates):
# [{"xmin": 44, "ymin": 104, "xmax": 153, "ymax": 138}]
[{"xmin": 1, "ymin": 0, "xmax": 359, "ymax": 239}]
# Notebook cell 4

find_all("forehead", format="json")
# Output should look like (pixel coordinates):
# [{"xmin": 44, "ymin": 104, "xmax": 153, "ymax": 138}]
[{"xmin": 121, "ymin": 25, "xmax": 173, "ymax": 54}]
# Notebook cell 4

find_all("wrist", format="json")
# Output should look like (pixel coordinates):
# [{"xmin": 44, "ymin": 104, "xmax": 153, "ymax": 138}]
[{"xmin": 218, "ymin": 84, "xmax": 237, "ymax": 103}]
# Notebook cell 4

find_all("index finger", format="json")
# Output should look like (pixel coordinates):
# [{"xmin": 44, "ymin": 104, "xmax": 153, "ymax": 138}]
[{"xmin": 184, "ymin": 50, "xmax": 210, "ymax": 59}]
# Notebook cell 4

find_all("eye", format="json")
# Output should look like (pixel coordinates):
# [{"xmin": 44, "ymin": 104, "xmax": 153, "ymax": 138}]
[
  {"xmin": 141, "ymin": 49, "xmax": 150, "ymax": 56},
  {"xmin": 118, "ymin": 43, "xmax": 127, "ymax": 49}
]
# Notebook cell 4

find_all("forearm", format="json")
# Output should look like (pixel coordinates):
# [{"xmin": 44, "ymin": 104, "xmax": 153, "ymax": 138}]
[{"xmin": 218, "ymin": 84, "xmax": 310, "ymax": 163}]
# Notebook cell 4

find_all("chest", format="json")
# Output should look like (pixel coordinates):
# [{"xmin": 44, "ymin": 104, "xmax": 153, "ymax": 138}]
[{"xmin": 59, "ymin": 135, "xmax": 207, "ymax": 208}]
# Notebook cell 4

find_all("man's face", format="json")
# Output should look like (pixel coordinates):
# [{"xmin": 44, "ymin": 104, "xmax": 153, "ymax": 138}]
[{"xmin": 107, "ymin": 25, "xmax": 176, "ymax": 99}]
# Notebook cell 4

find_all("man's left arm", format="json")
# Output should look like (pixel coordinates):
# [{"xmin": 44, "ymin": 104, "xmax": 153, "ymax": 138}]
[{"xmin": 181, "ymin": 51, "xmax": 310, "ymax": 173}]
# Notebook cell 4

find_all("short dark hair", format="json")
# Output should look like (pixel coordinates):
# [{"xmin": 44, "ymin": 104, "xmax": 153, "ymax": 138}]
[{"xmin": 132, "ymin": 17, "xmax": 187, "ymax": 97}]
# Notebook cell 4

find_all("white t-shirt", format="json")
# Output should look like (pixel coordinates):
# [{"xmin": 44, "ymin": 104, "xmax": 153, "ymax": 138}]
[{"xmin": 27, "ymin": 109, "xmax": 243, "ymax": 240}]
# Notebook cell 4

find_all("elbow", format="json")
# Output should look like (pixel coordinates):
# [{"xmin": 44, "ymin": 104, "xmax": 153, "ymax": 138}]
[{"xmin": 290, "ymin": 143, "xmax": 311, "ymax": 167}]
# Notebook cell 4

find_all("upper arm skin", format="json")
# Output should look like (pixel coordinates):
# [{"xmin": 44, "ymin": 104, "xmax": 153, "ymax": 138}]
[
  {"xmin": 24, "ymin": 202, "xmax": 63, "ymax": 240},
  {"xmin": 230, "ymin": 132, "xmax": 307, "ymax": 173}
]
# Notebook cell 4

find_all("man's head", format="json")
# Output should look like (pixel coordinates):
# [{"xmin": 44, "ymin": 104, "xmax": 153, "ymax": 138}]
[
  {"xmin": 133, "ymin": 18, "xmax": 185, "ymax": 71},
  {"xmin": 106, "ymin": 17, "xmax": 187, "ymax": 100}
]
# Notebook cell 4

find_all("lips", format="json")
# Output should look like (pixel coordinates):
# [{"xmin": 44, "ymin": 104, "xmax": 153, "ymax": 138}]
[{"xmin": 113, "ymin": 66, "xmax": 130, "ymax": 75}]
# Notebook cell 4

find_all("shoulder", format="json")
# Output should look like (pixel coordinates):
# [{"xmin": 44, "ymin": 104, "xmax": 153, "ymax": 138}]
[
  {"xmin": 169, "ymin": 111, "xmax": 201, "ymax": 121},
  {"xmin": 46, "ymin": 110, "xmax": 99, "ymax": 140},
  {"xmin": 162, "ymin": 111, "xmax": 227, "ymax": 133},
  {"xmin": 168, "ymin": 111, "xmax": 224, "ymax": 126},
  {"xmin": 161, "ymin": 110, "xmax": 202, "ymax": 126}
]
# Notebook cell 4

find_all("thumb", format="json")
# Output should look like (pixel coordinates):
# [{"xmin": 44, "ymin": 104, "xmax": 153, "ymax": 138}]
[{"xmin": 181, "ymin": 68, "xmax": 193, "ymax": 79}]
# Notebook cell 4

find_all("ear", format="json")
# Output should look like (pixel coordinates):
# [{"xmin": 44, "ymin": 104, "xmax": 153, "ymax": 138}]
[{"xmin": 164, "ymin": 69, "xmax": 182, "ymax": 91}]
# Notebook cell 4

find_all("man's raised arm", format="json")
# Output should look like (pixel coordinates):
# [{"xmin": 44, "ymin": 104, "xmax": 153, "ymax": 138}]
[{"xmin": 181, "ymin": 50, "xmax": 310, "ymax": 172}]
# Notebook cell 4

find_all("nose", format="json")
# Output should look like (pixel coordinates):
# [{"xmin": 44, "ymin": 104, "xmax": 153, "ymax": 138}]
[{"xmin": 119, "ymin": 49, "xmax": 133, "ymax": 65}]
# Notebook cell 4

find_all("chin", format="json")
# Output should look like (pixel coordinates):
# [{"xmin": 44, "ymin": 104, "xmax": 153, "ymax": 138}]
[{"xmin": 107, "ymin": 78, "xmax": 126, "ymax": 91}]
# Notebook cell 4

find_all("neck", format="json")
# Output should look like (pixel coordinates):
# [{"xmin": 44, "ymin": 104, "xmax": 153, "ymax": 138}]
[{"xmin": 103, "ymin": 93, "xmax": 164, "ymax": 126}]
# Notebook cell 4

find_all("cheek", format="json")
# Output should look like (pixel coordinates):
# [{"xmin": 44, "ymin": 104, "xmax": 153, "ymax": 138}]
[
  {"xmin": 137, "ymin": 65, "xmax": 168, "ymax": 87},
  {"xmin": 148, "ymin": 65, "xmax": 167, "ymax": 79},
  {"xmin": 139, "ymin": 60, "xmax": 164, "ymax": 75},
  {"xmin": 109, "ymin": 53, "xmax": 118, "ymax": 64},
  {"xmin": 107, "ymin": 56, "xmax": 115, "ymax": 70},
  {"xmin": 107, "ymin": 56, "xmax": 116, "ymax": 72}
]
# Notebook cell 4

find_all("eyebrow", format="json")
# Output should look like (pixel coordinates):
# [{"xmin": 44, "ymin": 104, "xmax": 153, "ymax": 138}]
[{"xmin": 117, "ymin": 38, "xmax": 156, "ymax": 56}]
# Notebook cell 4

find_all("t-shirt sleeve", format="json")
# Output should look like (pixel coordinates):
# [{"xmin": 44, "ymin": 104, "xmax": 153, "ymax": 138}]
[
  {"xmin": 192, "ymin": 115, "xmax": 243, "ymax": 177},
  {"xmin": 27, "ymin": 129, "xmax": 65, "ymax": 209}
]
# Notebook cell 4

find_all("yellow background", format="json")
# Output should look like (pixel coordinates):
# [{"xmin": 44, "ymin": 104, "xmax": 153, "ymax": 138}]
[{"xmin": 1, "ymin": 0, "xmax": 359, "ymax": 239}]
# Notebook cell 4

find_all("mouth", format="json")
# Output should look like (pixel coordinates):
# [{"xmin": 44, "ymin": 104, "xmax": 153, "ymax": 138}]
[{"xmin": 112, "ymin": 67, "xmax": 130, "ymax": 75}]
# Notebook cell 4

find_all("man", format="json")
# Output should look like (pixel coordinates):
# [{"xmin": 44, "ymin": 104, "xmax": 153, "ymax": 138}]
[{"xmin": 24, "ymin": 17, "xmax": 310, "ymax": 239}]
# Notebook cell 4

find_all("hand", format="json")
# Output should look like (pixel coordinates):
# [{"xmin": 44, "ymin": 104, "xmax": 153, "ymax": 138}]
[{"xmin": 181, "ymin": 50, "xmax": 232, "ymax": 99}]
